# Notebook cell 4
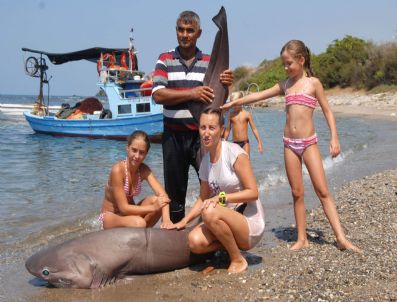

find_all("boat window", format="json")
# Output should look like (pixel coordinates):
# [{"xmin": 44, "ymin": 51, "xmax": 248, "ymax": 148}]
[
  {"xmin": 136, "ymin": 103, "xmax": 150, "ymax": 113},
  {"xmin": 118, "ymin": 104, "xmax": 132, "ymax": 114}
]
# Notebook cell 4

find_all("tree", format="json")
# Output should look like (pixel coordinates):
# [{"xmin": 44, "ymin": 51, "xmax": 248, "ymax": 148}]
[{"xmin": 317, "ymin": 35, "xmax": 370, "ymax": 88}]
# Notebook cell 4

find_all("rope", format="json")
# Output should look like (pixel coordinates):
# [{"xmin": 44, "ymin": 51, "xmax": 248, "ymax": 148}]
[{"xmin": 244, "ymin": 82, "xmax": 265, "ymax": 133}]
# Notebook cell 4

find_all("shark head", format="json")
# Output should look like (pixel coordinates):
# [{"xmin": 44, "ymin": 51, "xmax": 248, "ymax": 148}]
[{"xmin": 25, "ymin": 243, "xmax": 112, "ymax": 288}]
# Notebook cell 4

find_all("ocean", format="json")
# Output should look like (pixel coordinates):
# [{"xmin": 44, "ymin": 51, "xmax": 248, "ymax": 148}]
[{"xmin": 0, "ymin": 94, "xmax": 396, "ymax": 300}]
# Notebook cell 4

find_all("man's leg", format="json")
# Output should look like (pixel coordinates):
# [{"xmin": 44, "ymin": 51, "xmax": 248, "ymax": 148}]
[{"xmin": 163, "ymin": 129, "xmax": 191, "ymax": 223}]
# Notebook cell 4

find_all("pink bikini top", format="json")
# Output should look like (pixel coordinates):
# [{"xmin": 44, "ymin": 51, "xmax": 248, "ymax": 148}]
[
  {"xmin": 124, "ymin": 159, "xmax": 142, "ymax": 202},
  {"xmin": 284, "ymin": 78, "xmax": 317, "ymax": 109}
]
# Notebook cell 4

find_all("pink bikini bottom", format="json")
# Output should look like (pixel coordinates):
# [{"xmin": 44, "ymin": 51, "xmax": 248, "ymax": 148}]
[{"xmin": 283, "ymin": 134, "xmax": 318, "ymax": 156}]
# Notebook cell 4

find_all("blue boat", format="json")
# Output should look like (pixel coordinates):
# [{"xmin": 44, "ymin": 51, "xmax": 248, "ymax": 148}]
[{"xmin": 21, "ymin": 32, "xmax": 163, "ymax": 140}]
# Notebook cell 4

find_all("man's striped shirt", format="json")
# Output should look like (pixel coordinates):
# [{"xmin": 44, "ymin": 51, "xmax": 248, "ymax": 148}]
[{"xmin": 152, "ymin": 47, "xmax": 210, "ymax": 131}]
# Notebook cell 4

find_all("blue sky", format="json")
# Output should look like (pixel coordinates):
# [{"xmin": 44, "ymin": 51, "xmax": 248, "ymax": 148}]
[{"xmin": 1, "ymin": 0, "xmax": 396, "ymax": 96}]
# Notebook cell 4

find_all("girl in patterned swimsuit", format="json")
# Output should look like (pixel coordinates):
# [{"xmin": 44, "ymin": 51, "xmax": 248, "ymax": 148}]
[
  {"xmin": 100, "ymin": 131, "xmax": 173, "ymax": 229},
  {"xmin": 222, "ymin": 40, "xmax": 360, "ymax": 253}
]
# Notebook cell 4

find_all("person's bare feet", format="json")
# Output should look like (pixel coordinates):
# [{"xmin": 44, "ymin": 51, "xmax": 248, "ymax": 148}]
[
  {"xmin": 289, "ymin": 239, "xmax": 309, "ymax": 251},
  {"xmin": 227, "ymin": 257, "xmax": 248, "ymax": 273},
  {"xmin": 336, "ymin": 238, "xmax": 362, "ymax": 253}
]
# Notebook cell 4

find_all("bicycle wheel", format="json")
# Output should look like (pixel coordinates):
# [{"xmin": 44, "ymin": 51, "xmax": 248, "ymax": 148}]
[{"xmin": 25, "ymin": 56, "xmax": 39, "ymax": 77}]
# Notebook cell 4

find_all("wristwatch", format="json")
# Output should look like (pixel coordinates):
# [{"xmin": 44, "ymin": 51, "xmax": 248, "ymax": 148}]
[{"xmin": 218, "ymin": 191, "xmax": 227, "ymax": 207}]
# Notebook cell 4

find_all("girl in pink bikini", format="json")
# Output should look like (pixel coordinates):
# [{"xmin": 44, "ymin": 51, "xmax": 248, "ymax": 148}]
[
  {"xmin": 222, "ymin": 40, "xmax": 360, "ymax": 252},
  {"xmin": 100, "ymin": 131, "xmax": 173, "ymax": 229}
]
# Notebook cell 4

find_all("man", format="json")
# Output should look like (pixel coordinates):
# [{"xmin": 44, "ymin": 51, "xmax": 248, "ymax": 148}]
[{"xmin": 152, "ymin": 10, "xmax": 233, "ymax": 224}]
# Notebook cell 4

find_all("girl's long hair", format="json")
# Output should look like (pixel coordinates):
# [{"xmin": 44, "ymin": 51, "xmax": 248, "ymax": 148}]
[{"xmin": 280, "ymin": 40, "xmax": 314, "ymax": 77}]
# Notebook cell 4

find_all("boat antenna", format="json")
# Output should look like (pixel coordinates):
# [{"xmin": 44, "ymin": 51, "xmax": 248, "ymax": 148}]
[
  {"xmin": 129, "ymin": 28, "xmax": 134, "ymax": 50},
  {"xmin": 128, "ymin": 28, "xmax": 137, "ymax": 72}
]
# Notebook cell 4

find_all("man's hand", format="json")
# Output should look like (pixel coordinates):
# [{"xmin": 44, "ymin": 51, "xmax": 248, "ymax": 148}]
[
  {"xmin": 220, "ymin": 69, "xmax": 234, "ymax": 86},
  {"xmin": 191, "ymin": 86, "xmax": 214, "ymax": 104}
]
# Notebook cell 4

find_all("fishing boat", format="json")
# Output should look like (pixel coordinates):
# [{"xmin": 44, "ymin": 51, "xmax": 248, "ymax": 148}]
[{"xmin": 21, "ymin": 30, "xmax": 163, "ymax": 140}]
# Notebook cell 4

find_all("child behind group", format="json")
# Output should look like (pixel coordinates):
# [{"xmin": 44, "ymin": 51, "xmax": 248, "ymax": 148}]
[
  {"xmin": 223, "ymin": 91, "xmax": 264, "ymax": 156},
  {"xmin": 222, "ymin": 40, "xmax": 360, "ymax": 252}
]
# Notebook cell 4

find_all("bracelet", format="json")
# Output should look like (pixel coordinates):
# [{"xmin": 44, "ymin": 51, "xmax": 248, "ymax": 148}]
[{"xmin": 218, "ymin": 191, "xmax": 227, "ymax": 207}]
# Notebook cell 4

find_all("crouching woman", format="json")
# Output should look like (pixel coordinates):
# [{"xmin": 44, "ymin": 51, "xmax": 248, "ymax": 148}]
[{"xmin": 174, "ymin": 108, "xmax": 265, "ymax": 273}]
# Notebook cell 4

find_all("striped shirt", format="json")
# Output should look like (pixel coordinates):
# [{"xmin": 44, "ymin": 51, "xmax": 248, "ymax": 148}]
[{"xmin": 152, "ymin": 47, "xmax": 210, "ymax": 131}]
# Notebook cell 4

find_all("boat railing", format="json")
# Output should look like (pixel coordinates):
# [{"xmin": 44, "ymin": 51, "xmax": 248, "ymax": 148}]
[
  {"xmin": 118, "ymin": 87, "xmax": 152, "ymax": 99},
  {"xmin": 98, "ymin": 68, "xmax": 153, "ymax": 100},
  {"xmin": 99, "ymin": 67, "xmax": 145, "ymax": 84}
]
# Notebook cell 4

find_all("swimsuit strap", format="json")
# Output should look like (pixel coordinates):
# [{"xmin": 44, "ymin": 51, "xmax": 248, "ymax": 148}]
[
  {"xmin": 302, "ymin": 77, "xmax": 311, "ymax": 94},
  {"xmin": 123, "ymin": 159, "xmax": 130, "ymax": 196}
]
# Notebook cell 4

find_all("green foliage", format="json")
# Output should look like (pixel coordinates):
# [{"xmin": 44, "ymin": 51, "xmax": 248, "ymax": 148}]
[
  {"xmin": 234, "ymin": 35, "xmax": 397, "ymax": 91},
  {"xmin": 317, "ymin": 35, "xmax": 370, "ymax": 88},
  {"xmin": 238, "ymin": 59, "xmax": 285, "ymax": 91}
]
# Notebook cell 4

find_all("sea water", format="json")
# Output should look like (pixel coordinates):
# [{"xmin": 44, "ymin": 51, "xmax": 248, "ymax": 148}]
[{"xmin": 0, "ymin": 94, "xmax": 396, "ymax": 273}]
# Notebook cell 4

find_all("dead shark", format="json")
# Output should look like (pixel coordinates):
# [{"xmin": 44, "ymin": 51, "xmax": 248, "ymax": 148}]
[{"xmin": 25, "ymin": 227, "xmax": 202, "ymax": 288}]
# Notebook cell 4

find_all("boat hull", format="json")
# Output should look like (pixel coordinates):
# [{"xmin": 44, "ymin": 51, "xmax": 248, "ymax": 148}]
[{"xmin": 24, "ymin": 112, "xmax": 163, "ymax": 140}]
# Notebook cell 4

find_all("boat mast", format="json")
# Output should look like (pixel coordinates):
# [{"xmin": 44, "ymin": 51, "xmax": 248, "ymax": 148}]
[
  {"xmin": 128, "ymin": 28, "xmax": 136, "ymax": 73},
  {"xmin": 24, "ymin": 52, "xmax": 49, "ymax": 116},
  {"xmin": 36, "ymin": 53, "xmax": 46, "ymax": 112}
]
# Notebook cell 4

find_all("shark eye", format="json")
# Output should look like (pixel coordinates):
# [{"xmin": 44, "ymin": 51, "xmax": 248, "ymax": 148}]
[{"xmin": 42, "ymin": 269, "xmax": 50, "ymax": 276}]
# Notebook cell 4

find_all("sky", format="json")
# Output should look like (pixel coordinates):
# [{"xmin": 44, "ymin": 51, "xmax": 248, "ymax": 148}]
[{"xmin": 1, "ymin": 0, "xmax": 396, "ymax": 96}]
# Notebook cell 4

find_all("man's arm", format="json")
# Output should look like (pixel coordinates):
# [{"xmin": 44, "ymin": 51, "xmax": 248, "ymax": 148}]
[
  {"xmin": 152, "ymin": 68, "xmax": 233, "ymax": 106},
  {"xmin": 152, "ymin": 86, "xmax": 214, "ymax": 106}
]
